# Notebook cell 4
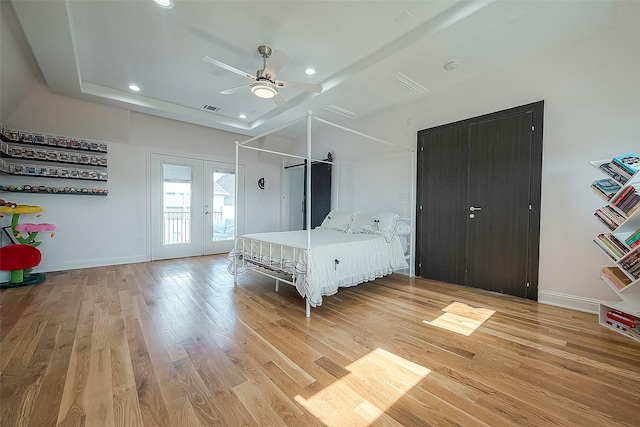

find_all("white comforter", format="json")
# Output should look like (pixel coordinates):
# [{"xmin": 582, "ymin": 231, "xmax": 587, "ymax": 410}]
[{"xmin": 229, "ymin": 229, "xmax": 408, "ymax": 307}]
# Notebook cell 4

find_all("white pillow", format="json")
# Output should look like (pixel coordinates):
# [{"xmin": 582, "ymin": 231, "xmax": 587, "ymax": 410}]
[
  {"xmin": 395, "ymin": 220, "xmax": 413, "ymax": 236},
  {"xmin": 375, "ymin": 212, "xmax": 400, "ymax": 242},
  {"xmin": 318, "ymin": 210, "xmax": 355, "ymax": 232},
  {"xmin": 349, "ymin": 213, "xmax": 377, "ymax": 234}
]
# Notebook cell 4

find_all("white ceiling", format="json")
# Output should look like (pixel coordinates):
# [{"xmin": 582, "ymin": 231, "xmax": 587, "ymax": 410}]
[{"xmin": 10, "ymin": 0, "xmax": 615, "ymax": 137}]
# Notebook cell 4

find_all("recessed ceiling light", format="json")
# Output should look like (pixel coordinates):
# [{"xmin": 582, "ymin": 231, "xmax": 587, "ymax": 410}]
[
  {"xmin": 305, "ymin": 68, "xmax": 316, "ymax": 75},
  {"xmin": 154, "ymin": 0, "xmax": 174, "ymax": 9},
  {"xmin": 239, "ymin": 114, "xmax": 247, "ymax": 119},
  {"xmin": 128, "ymin": 84, "xmax": 141, "ymax": 92}
]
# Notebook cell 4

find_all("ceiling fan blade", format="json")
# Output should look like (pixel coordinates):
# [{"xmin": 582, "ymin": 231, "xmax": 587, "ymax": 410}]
[
  {"xmin": 272, "ymin": 94, "xmax": 286, "ymax": 107},
  {"xmin": 276, "ymin": 80, "xmax": 323, "ymax": 94},
  {"xmin": 220, "ymin": 84, "xmax": 249, "ymax": 95},
  {"xmin": 203, "ymin": 56, "xmax": 255, "ymax": 80},
  {"xmin": 263, "ymin": 49, "xmax": 289, "ymax": 78}
]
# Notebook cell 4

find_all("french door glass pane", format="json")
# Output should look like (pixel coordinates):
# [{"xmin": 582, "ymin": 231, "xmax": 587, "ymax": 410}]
[
  {"xmin": 163, "ymin": 163, "xmax": 192, "ymax": 244},
  {"xmin": 212, "ymin": 170, "xmax": 235, "ymax": 241}
]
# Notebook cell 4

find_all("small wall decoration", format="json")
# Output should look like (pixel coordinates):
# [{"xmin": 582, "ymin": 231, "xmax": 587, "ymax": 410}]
[{"xmin": 258, "ymin": 177, "xmax": 269, "ymax": 190}]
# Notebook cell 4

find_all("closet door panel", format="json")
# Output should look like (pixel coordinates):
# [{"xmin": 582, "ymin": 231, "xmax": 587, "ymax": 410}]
[
  {"xmin": 466, "ymin": 112, "xmax": 533, "ymax": 297},
  {"xmin": 310, "ymin": 162, "xmax": 332, "ymax": 229},
  {"xmin": 417, "ymin": 127, "xmax": 469, "ymax": 283}
]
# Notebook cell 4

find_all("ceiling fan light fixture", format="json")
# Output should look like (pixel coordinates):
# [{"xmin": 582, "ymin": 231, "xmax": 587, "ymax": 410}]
[
  {"xmin": 154, "ymin": 0, "xmax": 174, "ymax": 9},
  {"xmin": 250, "ymin": 81, "xmax": 277, "ymax": 99}
]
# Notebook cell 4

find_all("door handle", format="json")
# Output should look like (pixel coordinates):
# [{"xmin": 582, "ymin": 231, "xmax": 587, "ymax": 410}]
[
  {"xmin": 469, "ymin": 206, "xmax": 482, "ymax": 212},
  {"xmin": 204, "ymin": 211, "xmax": 211, "ymax": 215}
]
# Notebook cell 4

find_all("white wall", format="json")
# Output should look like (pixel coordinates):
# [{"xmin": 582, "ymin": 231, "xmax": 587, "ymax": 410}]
[
  {"xmin": 0, "ymin": 83, "xmax": 282, "ymax": 276},
  {"xmin": 321, "ymin": 1, "xmax": 640, "ymax": 312},
  {"xmin": 2, "ymin": 2, "xmax": 639, "ymax": 313}
]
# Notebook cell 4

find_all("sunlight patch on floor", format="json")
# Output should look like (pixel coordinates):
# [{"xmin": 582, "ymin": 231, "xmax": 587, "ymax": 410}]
[
  {"xmin": 295, "ymin": 348, "xmax": 431, "ymax": 426},
  {"xmin": 423, "ymin": 302, "xmax": 495, "ymax": 336}
]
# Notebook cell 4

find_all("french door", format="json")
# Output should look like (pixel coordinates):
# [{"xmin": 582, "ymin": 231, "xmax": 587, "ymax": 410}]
[{"xmin": 150, "ymin": 153, "xmax": 243, "ymax": 260}]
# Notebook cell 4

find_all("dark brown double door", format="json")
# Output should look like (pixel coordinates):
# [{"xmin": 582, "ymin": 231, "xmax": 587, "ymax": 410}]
[{"xmin": 416, "ymin": 102, "xmax": 543, "ymax": 299}]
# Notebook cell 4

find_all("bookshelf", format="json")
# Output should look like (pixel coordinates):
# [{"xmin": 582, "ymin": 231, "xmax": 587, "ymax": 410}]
[{"xmin": 590, "ymin": 155, "xmax": 640, "ymax": 341}]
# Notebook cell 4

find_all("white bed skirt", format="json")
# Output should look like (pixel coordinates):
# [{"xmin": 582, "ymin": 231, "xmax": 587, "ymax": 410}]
[{"xmin": 228, "ymin": 229, "xmax": 408, "ymax": 307}]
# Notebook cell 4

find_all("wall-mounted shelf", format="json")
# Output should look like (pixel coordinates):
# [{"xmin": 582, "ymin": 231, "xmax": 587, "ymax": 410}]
[
  {"xmin": 0, "ymin": 124, "xmax": 109, "ymax": 185},
  {"xmin": 1, "ymin": 184, "xmax": 108, "ymax": 196},
  {"xmin": 0, "ymin": 159, "xmax": 107, "ymax": 181},
  {"xmin": 1, "ymin": 141, "xmax": 107, "ymax": 167},
  {"xmin": 0, "ymin": 130, "xmax": 107, "ymax": 153}
]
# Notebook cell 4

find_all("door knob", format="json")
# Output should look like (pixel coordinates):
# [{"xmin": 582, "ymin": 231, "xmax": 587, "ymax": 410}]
[
  {"xmin": 204, "ymin": 211, "xmax": 211, "ymax": 215},
  {"xmin": 469, "ymin": 206, "xmax": 482, "ymax": 211}
]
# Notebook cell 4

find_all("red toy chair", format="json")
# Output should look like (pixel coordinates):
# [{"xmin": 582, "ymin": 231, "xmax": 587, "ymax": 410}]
[{"xmin": 0, "ymin": 244, "xmax": 44, "ymax": 288}]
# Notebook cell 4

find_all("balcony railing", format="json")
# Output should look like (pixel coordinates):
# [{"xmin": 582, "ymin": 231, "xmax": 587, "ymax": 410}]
[
  {"xmin": 163, "ymin": 212, "xmax": 191, "ymax": 244},
  {"xmin": 163, "ymin": 211, "xmax": 229, "ymax": 244}
]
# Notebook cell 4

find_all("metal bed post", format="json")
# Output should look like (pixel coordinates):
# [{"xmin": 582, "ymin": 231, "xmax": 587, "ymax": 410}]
[
  {"xmin": 409, "ymin": 149, "xmax": 417, "ymax": 277},
  {"xmin": 305, "ymin": 111, "xmax": 312, "ymax": 318},
  {"xmin": 234, "ymin": 140, "xmax": 239, "ymax": 287}
]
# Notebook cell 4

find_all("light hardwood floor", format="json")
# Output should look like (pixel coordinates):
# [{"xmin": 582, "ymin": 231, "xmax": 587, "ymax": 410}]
[{"xmin": 1, "ymin": 254, "xmax": 639, "ymax": 426}]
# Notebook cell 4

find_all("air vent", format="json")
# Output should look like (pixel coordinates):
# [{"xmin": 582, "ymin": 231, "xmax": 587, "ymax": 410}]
[
  {"xmin": 390, "ymin": 72, "xmax": 428, "ymax": 94},
  {"xmin": 322, "ymin": 105, "xmax": 356, "ymax": 119},
  {"xmin": 202, "ymin": 104, "xmax": 220, "ymax": 112}
]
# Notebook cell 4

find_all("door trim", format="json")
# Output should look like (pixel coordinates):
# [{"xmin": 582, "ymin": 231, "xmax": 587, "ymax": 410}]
[{"xmin": 416, "ymin": 100, "xmax": 544, "ymax": 300}]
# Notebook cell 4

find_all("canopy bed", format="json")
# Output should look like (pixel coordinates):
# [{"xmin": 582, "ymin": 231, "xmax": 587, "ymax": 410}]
[{"xmin": 229, "ymin": 112, "xmax": 415, "ymax": 317}]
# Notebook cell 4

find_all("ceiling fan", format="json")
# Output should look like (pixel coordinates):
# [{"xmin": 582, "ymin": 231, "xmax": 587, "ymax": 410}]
[{"xmin": 203, "ymin": 45, "xmax": 322, "ymax": 105}]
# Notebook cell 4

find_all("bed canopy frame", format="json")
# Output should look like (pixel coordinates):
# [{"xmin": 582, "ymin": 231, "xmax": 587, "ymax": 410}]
[{"xmin": 233, "ymin": 111, "xmax": 416, "ymax": 316}]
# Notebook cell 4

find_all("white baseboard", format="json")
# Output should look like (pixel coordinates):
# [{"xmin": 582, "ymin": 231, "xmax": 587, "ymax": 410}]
[
  {"xmin": 538, "ymin": 290, "xmax": 602, "ymax": 314},
  {"xmin": 34, "ymin": 255, "xmax": 149, "ymax": 273}
]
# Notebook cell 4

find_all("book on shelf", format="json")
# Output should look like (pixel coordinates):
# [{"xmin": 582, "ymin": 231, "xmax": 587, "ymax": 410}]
[
  {"xmin": 624, "ymin": 227, "xmax": 640, "ymax": 246},
  {"xmin": 594, "ymin": 239, "xmax": 617, "ymax": 260},
  {"xmin": 606, "ymin": 316, "xmax": 639, "ymax": 334},
  {"xmin": 629, "ymin": 235, "xmax": 640, "ymax": 250},
  {"xmin": 612, "ymin": 152, "xmax": 640, "ymax": 176},
  {"xmin": 597, "ymin": 234, "xmax": 624, "ymax": 257},
  {"xmin": 607, "ymin": 311, "xmax": 638, "ymax": 328},
  {"xmin": 619, "ymin": 254, "xmax": 640, "ymax": 279},
  {"xmin": 606, "ymin": 319, "xmax": 630, "ymax": 331},
  {"xmin": 591, "ymin": 186, "xmax": 613, "ymax": 202},
  {"xmin": 599, "ymin": 162, "xmax": 629, "ymax": 185},
  {"xmin": 610, "ymin": 162, "xmax": 634, "ymax": 180},
  {"xmin": 610, "ymin": 309, "xmax": 639, "ymax": 323},
  {"xmin": 601, "ymin": 266, "xmax": 632, "ymax": 290},
  {"xmin": 596, "ymin": 233, "xmax": 630, "ymax": 256},
  {"xmin": 606, "ymin": 234, "xmax": 631, "ymax": 254},
  {"xmin": 618, "ymin": 193, "xmax": 640, "ymax": 215},
  {"xmin": 620, "ymin": 251, "xmax": 640, "ymax": 269},
  {"xmin": 627, "ymin": 204, "xmax": 640, "ymax": 218},
  {"xmin": 628, "ymin": 262, "xmax": 640, "ymax": 279},
  {"xmin": 612, "ymin": 185, "xmax": 635, "ymax": 206},
  {"xmin": 593, "ymin": 212, "xmax": 617, "ymax": 231},
  {"xmin": 591, "ymin": 178, "xmax": 621, "ymax": 200},
  {"xmin": 602, "ymin": 206, "xmax": 626, "ymax": 224},
  {"xmin": 596, "ymin": 207, "xmax": 624, "ymax": 226}
]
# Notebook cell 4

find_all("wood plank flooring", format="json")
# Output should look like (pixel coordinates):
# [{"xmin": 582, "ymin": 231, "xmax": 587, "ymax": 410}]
[{"xmin": 1, "ymin": 254, "xmax": 639, "ymax": 426}]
